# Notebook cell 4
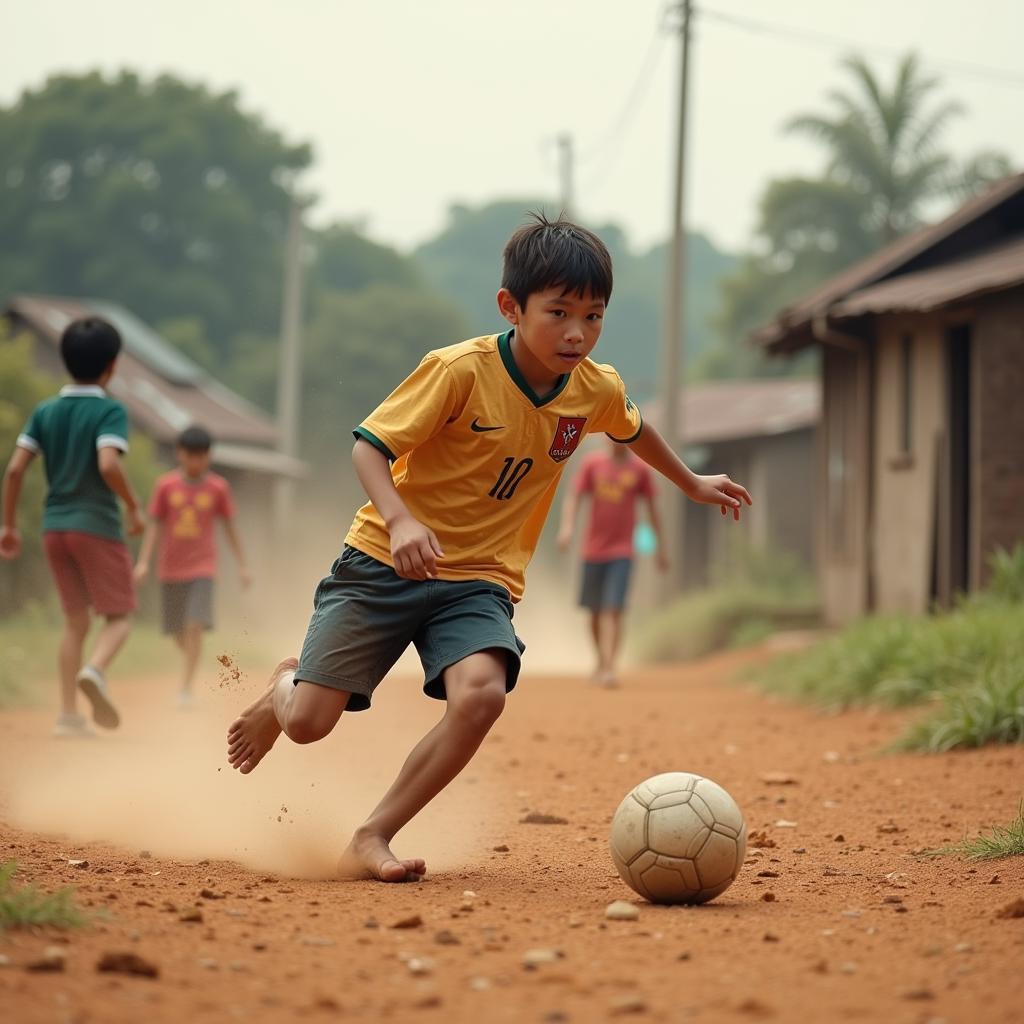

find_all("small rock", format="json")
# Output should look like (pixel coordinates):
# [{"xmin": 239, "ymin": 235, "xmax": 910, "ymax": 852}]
[
  {"xmin": 748, "ymin": 830, "xmax": 777, "ymax": 849},
  {"xmin": 883, "ymin": 895, "xmax": 903, "ymax": 904},
  {"xmin": 761, "ymin": 892, "xmax": 776, "ymax": 903},
  {"xmin": 520, "ymin": 812, "xmax": 569, "ymax": 825},
  {"xmin": 877, "ymin": 822, "xmax": 901, "ymax": 834},
  {"xmin": 841, "ymin": 910, "xmax": 862, "ymax": 918},
  {"xmin": 97, "ymin": 951, "xmax": 160, "ymax": 978},
  {"xmin": 988, "ymin": 874, "xmax": 1001, "ymax": 885},
  {"xmin": 413, "ymin": 994, "xmax": 443, "ymax": 1009},
  {"xmin": 900, "ymin": 988, "xmax": 935, "ymax": 1001},
  {"xmin": 774, "ymin": 820, "xmax": 798, "ymax": 829},
  {"xmin": 605, "ymin": 900, "xmax": 640, "ymax": 921},
  {"xmin": 759, "ymin": 772, "xmax": 798, "ymax": 785},
  {"xmin": 833, "ymin": 834, "xmax": 846, "ymax": 843},
  {"xmin": 200, "ymin": 888, "xmax": 224, "ymax": 900},
  {"xmin": 179, "ymin": 908, "xmax": 204, "ymax": 923},
  {"xmin": 763, "ymin": 932, "xmax": 779, "ymax": 943},
  {"xmin": 68, "ymin": 859, "xmax": 89, "ymax": 869},
  {"xmin": 364, "ymin": 918, "xmax": 379, "ymax": 929},
  {"xmin": 610, "ymin": 994, "xmax": 647, "ymax": 1015},
  {"xmin": 995, "ymin": 898, "xmax": 1024, "ymax": 919},
  {"xmin": 757, "ymin": 870, "xmax": 780, "ymax": 878},
  {"xmin": 522, "ymin": 948, "xmax": 564, "ymax": 968},
  {"xmin": 492, "ymin": 844, "xmax": 510, "ymax": 852},
  {"xmin": 792, "ymin": 847, "xmax": 807, "ymax": 854},
  {"xmin": 954, "ymin": 942, "xmax": 973, "ymax": 953},
  {"xmin": 391, "ymin": 913, "xmax": 424, "ymax": 930},
  {"xmin": 26, "ymin": 947, "xmax": 66, "ymax": 972},
  {"xmin": 406, "ymin": 957, "xmax": 433, "ymax": 975},
  {"xmin": 434, "ymin": 930, "xmax": 460, "ymax": 946}
]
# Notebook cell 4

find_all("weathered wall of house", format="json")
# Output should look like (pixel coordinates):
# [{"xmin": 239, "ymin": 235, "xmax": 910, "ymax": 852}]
[
  {"xmin": 973, "ymin": 286, "xmax": 1024, "ymax": 584},
  {"xmin": 871, "ymin": 315, "xmax": 945, "ymax": 614},
  {"xmin": 820, "ymin": 343, "xmax": 872, "ymax": 625}
]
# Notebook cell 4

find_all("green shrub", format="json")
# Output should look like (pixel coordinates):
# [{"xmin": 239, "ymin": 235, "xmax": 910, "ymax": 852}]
[
  {"xmin": 926, "ymin": 803, "xmax": 1024, "ymax": 860},
  {"xmin": 988, "ymin": 543, "xmax": 1024, "ymax": 603},
  {"xmin": 0, "ymin": 862, "xmax": 86, "ymax": 930}
]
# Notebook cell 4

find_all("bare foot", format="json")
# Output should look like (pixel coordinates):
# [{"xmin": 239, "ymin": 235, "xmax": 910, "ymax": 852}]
[
  {"xmin": 593, "ymin": 668, "xmax": 620, "ymax": 689},
  {"xmin": 337, "ymin": 828, "xmax": 427, "ymax": 883},
  {"xmin": 226, "ymin": 658, "xmax": 297, "ymax": 774}
]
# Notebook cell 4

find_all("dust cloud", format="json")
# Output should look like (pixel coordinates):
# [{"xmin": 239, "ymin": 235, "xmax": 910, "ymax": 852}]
[{"xmin": 1, "ymin": 651, "xmax": 493, "ymax": 879}]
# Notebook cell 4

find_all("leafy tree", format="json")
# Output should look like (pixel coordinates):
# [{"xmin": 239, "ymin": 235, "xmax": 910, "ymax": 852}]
[
  {"xmin": 704, "ymin": 53, "xmax": 1012, "ymax": 379},
  {"xmin": 0, "ymin": 71, "xmax": 311, "ymax": 371}
]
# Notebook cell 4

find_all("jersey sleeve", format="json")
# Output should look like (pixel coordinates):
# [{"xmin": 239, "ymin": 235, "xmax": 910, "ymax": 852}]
[
  {"xmin": 148, "ymin": 478, "xmax": 169, "ymax": 520},
  {"xmin": 96, "ymin": 402, "xmax": 129, "ymax": 452},
  {"xmin": 16, "ymin": 405, "xmax": 43, "ymax": 454},
  {"xmin": 592, "ymin": 371, "xmax": 643, "ymax": 444},
  {"xmin": 354, "ymin": 354, "xmax": 460, "ymax": 461},
  {"xmin": 217, "ymin": 478, "xmax": 236, "ymax": 519}
]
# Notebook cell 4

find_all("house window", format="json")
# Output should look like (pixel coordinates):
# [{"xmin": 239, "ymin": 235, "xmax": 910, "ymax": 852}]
[{"xmin": 899, "ymin": 334, "xmax": 914, "ymax": 454}]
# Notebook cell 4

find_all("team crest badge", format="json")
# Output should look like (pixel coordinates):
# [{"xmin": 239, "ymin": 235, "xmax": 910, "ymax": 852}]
[{"xmin": 549, "ymin": 416, "xmax": 587, "ymax": 463}]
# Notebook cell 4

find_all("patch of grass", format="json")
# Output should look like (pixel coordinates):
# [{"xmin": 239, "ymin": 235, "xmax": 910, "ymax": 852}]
[
  {"xmin": 0, "ymin": 861, "xmax": 86, "ymax": 930},
  {"xmin": 633, "ymin": 545, "xmax": 819, "ymax": 663},
  {"xmin": 751, "ymin": 547, "xmax": 1024, "ymax": 750},
  {"xmin": 925, "ymin": 804, "xmax": 1024, "ymax": 860}
]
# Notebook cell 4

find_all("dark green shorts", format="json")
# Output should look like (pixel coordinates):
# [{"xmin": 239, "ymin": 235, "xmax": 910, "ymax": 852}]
[{"xmin": 295, "ymin": 546, "xmax": 525, "ymax": 711}]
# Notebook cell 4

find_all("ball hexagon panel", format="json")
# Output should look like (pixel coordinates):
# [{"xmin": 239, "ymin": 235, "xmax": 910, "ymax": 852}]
[
  {"xmin": 694, "ymin": 831, "xmax": 741, "ymax": 889},
  {"xmin": 624, "ymin": 849, "xmax": 659, "ymax": 900},
  {"xmin": 610, "ymin": 793, "xmax": 649, "ymax": 867},
  {"xmin": 639, "ymin": 856, "xmax": 700, "ymax": 903},
  {"xmin": 642, "ymin": 772, "xmax": 701, "ymax": 798},
  {"xmin": 647, "ymin": 803, "xmax": 711, "ymax": 859},
  {"xmin": 647, "ymin": 791, "xmax": 695, "ymax": 811},
  {"xmin": 693, "ymin": 778, "xmax": 745, "ymax": 832}
]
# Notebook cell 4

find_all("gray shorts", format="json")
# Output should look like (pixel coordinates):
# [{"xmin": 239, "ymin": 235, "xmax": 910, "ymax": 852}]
[
  {"xmin": 295, "ymin": 546, "xmax": 525, "ymax": 712},
  {"xmin": 579, "ymin": 558, "xmax": 634, "ymax": 611},
  {"xmin": 161, "ymin": 577, "xmax": 214, "ymax": 634}
]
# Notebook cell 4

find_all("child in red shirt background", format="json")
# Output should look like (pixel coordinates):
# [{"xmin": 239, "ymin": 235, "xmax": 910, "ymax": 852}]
[
  {"xmin": 558, "ymin": 437, "xmax": 668, "ymax": 687},
  {"xmin": 134, "ymin": 426, "xmax": 251, "ymax": 706}
]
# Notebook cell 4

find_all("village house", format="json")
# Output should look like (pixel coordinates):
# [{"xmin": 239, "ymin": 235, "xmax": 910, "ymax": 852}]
[{"xmin": 753, "ymin": 172, "xmax": 1024, "ymax": 624}]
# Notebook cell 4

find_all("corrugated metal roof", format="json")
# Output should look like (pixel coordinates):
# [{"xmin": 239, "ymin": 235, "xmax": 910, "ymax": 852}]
[
  {"xmin": 5, "ymin": 295, "xmax": 302, "ymax": 475},
  {"xmin": 753, "ymin": 172, "xmax": 1024, "ymax": 348},
  {"xmin": 831, "ymin": 236, "xmax": 1024, "ymax": 318},
  {"xmin": 643, "ymin": 378, "xmax": 819, "ymax": 445}
]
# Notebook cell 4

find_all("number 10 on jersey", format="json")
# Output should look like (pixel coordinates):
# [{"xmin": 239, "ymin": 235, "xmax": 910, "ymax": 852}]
[{"xmin": 488, "ymin": 457, "xmax": 533, "ymax": 500}]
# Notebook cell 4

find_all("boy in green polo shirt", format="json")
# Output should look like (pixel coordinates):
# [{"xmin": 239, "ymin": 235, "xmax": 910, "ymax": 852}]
[{"xmin": 1, "ymin": 317, "xmax": 144, "ymax": 737}]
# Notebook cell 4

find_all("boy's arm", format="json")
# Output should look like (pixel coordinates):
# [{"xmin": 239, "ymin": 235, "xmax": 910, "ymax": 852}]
[
  {"xmin": 221, "ymin": 518, "xmax": 252, "ymax": 589},
  {"xmin": 97, "ymin": 447, "xmax": 145, "ymax": 536},
  {"xmin": 627, "ymin": 424, "xmax": 751, "ymax": 521},
  {"xmin": 557, "ymin": 491, "xmax": 583, "ymax": 551},
  {"xmin": 352, "ymin": 438, "xmax": 444, "ymax": 581},
  {"xmin": 133, "ymin": 520, "xmax": 161, "ymax": 583},
  {"xmin": 644, "ymin": 493, "xmax": 670, "ymax": 571},
  {"xmin": 0, "ymin": 447, "xmax": 36, "ymax": 560}
]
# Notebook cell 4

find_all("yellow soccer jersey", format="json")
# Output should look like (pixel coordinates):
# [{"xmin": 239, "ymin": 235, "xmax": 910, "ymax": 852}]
[{"xmin": 347, "ymin": 330, "xmax": 643, "ymax": 601}]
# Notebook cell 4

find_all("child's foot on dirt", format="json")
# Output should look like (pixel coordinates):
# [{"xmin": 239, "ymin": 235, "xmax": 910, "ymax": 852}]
[
  {"xmin": 226, "ymin": 658, "xmax": 297, "ymax": 774},
  {"xmin": 337, "ymin": 828, "xmax": 427, "ymax": 883}
]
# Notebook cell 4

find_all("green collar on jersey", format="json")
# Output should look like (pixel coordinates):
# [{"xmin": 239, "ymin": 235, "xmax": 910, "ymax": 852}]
[{"xmin": 498, "ymin": 330, "xmax": 570, "ymax": 408}]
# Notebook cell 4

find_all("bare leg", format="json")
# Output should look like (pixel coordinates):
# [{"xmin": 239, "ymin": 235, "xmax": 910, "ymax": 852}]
[
  {"xmin": 59, "ymin": 610, "xmax": 91, "ymax": 715},
  {"xmin": 338, "ymin": 649, "xmax": 508, "ymax": 883},
  {"xmin": 601, "ymin": 610, "xmax": 625, "ymax": 684},
  {"xmin": 226, "ymin": 659, "xmax": 351, "ymax": 774},
  {"xmin": 589, "ymin": 610, "xmax": 604, "ymax": 678},
  {"xmin": 87, "ymin": 615, "xmax": 132, "ymax": 673},
  {"xmin": 176, "ymin": 623, "xmax": 203, "ymax": 694}
]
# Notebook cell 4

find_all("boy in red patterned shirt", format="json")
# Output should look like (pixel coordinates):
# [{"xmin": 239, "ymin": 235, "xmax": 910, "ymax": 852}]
[{"xmin": 134, "ymin": 426, "xmax": 251, "ymax": 706}]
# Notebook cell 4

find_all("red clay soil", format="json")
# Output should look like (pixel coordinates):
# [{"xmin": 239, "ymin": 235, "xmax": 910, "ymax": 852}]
[{"xmin": 1, "ymin": 646, "xmax": 1022, "ymax": 1024}]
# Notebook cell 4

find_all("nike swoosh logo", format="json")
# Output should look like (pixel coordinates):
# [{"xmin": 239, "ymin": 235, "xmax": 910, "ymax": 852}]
[{"xmin": 470, "ymin": 418, "xmax": 504, "ymax": 432}]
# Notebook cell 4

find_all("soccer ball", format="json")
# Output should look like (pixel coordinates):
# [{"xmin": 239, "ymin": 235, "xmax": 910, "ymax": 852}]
[{"xmin": 609, "ymin": 772, "xmax": 747, "ymax": 904}]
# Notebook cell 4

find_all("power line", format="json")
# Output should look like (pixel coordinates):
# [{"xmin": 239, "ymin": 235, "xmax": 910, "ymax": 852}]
[{"xmin": 699, "ymin": 4, "xmax": 1024, "ymax": 90}]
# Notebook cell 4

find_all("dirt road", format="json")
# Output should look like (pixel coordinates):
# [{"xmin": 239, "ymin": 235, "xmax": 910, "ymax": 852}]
[{"xmin": 1, "ymin": 647, "xmax": 1022, "ymax": 1023}]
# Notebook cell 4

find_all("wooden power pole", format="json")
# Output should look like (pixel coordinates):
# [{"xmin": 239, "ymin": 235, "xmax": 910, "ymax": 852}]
[{"xmin": 659, "ymin": 0, "xmax": 693, "ymax": 599}]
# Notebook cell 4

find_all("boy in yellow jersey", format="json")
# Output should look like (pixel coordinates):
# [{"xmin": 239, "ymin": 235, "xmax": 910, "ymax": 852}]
[{"xmin": 227, "ymin": 214, "xmax": 751, "ymax": 883}]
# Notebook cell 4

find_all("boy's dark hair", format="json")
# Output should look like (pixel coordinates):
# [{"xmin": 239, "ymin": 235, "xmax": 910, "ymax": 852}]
[
  {"xmin": 60, "ymin": 317, "xmax": 122, "ymax": 382},
  {"xmin": 501, "ymin": 212, "xmax": 613, "ymax": 309},
  {"xmin": 177, "ymin": 425, "xmax": 213, "ymax": 452}
]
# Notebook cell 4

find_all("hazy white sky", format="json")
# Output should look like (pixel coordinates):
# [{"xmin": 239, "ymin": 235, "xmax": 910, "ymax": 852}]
[{"xmin": 4, "ymin": 0, "xmax": 1022, "ymax": 254}]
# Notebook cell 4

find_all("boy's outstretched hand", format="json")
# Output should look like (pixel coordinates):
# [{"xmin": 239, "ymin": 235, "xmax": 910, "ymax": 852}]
[
  {"xmin": 689, "ymin": 474, "xmax": 752, "ymax": 521},
  {"xmin": 390, "ymin": 512, "xmax": 445, "ymax": 581},
  {"xmin": 0, "ymin": 526, "xmax": 21, "ymax": 560}
]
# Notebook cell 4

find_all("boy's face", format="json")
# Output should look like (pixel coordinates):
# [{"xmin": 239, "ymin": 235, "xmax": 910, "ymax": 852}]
[
  {"xmin": 497, "ymin": 286, "xmax": 605, "ymax": 383},
  {"xmin": 177, "ymin": 447, "xmax": 211, "ymax": 478}
]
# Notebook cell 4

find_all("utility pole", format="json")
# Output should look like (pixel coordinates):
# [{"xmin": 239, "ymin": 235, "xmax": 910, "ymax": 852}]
[
  {"xmin": 556, "ymin": 132, "xmax": 575, "ymax": 217},
  {"xmin": 273, "ymin": 194, "xmax": 305, "ymax": 538},
  {"xmin": 660, "ymin": 0, "xmax": 693, "ymax": 598}
]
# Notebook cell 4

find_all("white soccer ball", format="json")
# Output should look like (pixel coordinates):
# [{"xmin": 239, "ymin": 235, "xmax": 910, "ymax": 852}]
[{"xmin": 609, "ymin": 772, "xmax": 747, "ymax": 904}]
